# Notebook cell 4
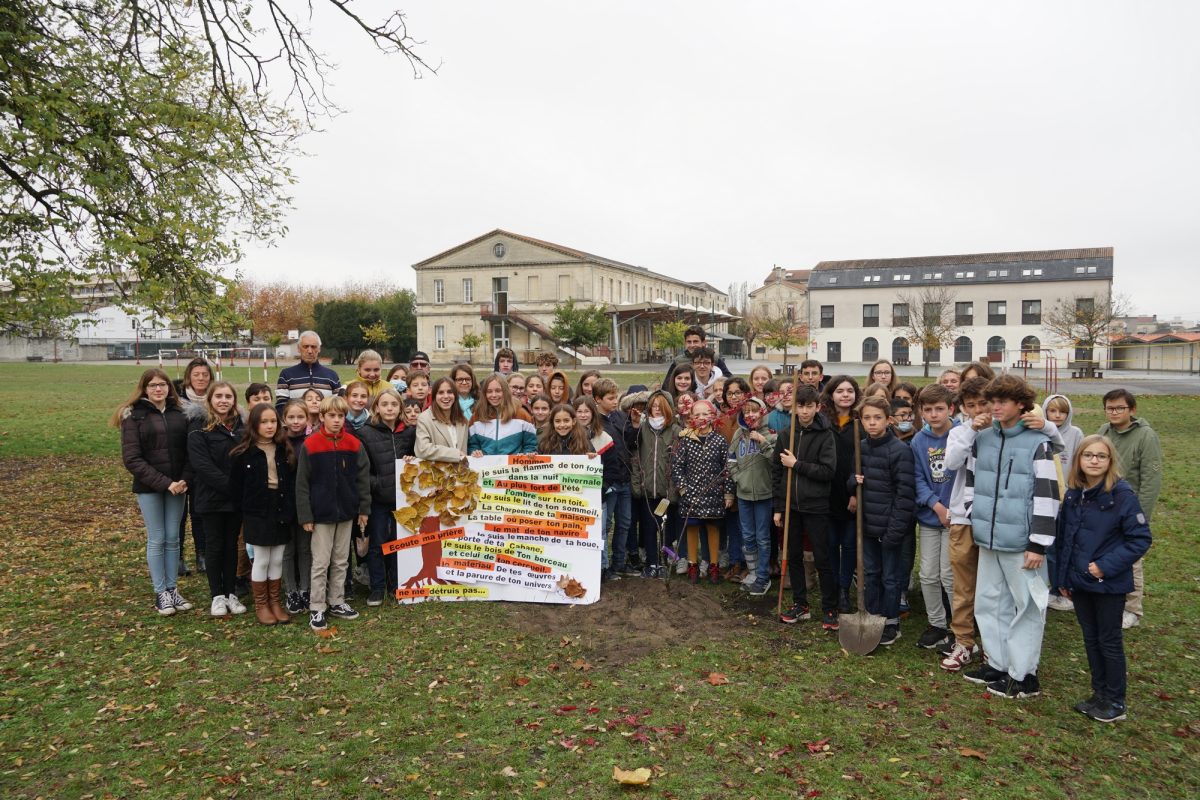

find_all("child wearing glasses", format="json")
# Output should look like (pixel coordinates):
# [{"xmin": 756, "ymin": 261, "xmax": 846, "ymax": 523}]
[{"xmin": 1098, "ymin": 389, "xmax": 1162, "ymax": 629}]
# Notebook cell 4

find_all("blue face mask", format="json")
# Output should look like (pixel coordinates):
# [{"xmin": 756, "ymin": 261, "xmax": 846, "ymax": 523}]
[
  {"xmin": 390, "ymin": 378, "xmax": 408, "ymax": 393},
  {"xmin": 897, "ymin": 421, "xmax": 914, "ymax": 433}
]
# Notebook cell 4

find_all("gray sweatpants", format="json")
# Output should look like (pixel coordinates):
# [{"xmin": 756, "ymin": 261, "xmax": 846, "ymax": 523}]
[
  {"xmin": 975, "ymin": 548, "xmax": 1049, "ymax": 681},
  {"xmin": 309, "ymin": 521, "xmax": 352, "ymax": 612},
  {"xmin": 918, "ymin": 525, "xmax": 954, "ymax": 629}
]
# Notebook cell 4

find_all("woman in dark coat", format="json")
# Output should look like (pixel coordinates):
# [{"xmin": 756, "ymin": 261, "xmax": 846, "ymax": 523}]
[
  {"xmin": 1055, "ymin": 435, "xmax": 1152, "ymax": 724},
  {"xmin": 113, "ymin": 369, "xmax": 192, "ymax": 616}
]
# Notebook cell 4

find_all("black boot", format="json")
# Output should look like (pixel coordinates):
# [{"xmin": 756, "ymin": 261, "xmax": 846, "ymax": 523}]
[{"xmin": 838, "ymin": 587, "xmax": 852, "ymax": 614}]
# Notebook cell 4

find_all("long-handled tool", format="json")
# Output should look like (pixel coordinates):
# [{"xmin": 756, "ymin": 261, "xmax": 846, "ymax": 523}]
[
  {"xmin": 775, "ymin": 370, "xmax": 802, "ymax": 617},
  {"xmin": 838, "ymin": 419, "xmax": 886, "ymax": 655}
]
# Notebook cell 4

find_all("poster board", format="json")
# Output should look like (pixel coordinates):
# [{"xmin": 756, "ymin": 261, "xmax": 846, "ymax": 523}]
[{"xmin": 386, "ymin": 455, "xmax": 603, "ymax": 605}]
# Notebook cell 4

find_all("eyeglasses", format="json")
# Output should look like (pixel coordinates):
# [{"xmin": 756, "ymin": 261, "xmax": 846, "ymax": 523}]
[
  {"xmin": 1080, "ymin": 452, "xmax": 1110, "ymax": 461},
  {"xmin": 872, "ymin": 369, "xmax": 892, "ymax": 377},
  {"xmin": 147, "ymin": 382, "xmax": 169, "ymax": 389},
  {"xmin": 725, "ymin": 389, "xmax": 744, "ymax": 397},
  {"xmin": 1104, "ymin": 406, "xmax": 1129, "ymax": 414}
]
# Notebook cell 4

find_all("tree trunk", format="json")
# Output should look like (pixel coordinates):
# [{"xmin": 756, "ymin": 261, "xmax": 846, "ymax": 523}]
[
  {"xmin": 923, "ymin": 358, "xmax": 930, "ymax": 378},
  {"xmin": 400, "ymin": 514, "xmax": 450, "ymax": 589}
]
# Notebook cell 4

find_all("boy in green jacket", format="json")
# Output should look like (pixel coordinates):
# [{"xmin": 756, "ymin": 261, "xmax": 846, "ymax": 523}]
[{"xmin": 1099, "ymin": 389, "xmax": 1162, "ymax": 629}]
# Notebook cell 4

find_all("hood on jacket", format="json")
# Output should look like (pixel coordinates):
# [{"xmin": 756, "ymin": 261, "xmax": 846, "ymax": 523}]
[
  {"xmin": 621, "ymin": 388, "xmax": 651, "ymax": 412},
  {"xmin": 736, "ymin": 397, "xmax": 769, "ymax": 430},
  {"xmin": 1043, "ymin": 393, "xmax": 1075, "ymax": 430},
  {"xmin": 640, "ymin": 390, "xmax": 673, "ymax": 422},
  {"xmin": 1100, "ymin": 416, "xmax": 1150, "ymax": 436}
]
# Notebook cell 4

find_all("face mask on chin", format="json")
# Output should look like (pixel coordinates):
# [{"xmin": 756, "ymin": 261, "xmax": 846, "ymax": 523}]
[
  {"xmin": 648, "ymin": 416, "xmax": 666, "ymax": 431},
  {"xmin": 897, "ymin": 421, "xmax": 913, "ymax": 433}
]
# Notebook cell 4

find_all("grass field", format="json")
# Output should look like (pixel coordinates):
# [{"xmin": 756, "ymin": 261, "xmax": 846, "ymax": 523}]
[{"xmin": 1, "ymin": 363, "xmax": 1197, "ymax": 798}]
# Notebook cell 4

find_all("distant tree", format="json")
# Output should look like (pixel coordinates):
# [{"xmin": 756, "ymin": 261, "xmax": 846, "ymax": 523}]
[
  {"xmin": 653, "ymin": 321, "xmax": 688, "ymax": 356},
  {"xmin": 1042, "ymin": 291, "xmax": 1132, "ymax": 370},
  {"xmin": 313, "ymin": 299, "xmax": 371, "ymax": 364},
  {"xmin": 264, "ymin": 333, "xmax": 284, "ymax": 367},
  {"xmin": 757, "ymin": 317, "xmax": 809, "ymax": 369},
  {"xmin": 374, "ymin": 289, "xmax": 417, "ymax": 363},
  {"xmin": 893, "ymin": 286, "xmax": 961, "ymax": 377},
  {"xmin": 361, "ymin": 320, "xmax": 390, "ymax": 351},
  {"xmin": 550, "ymin": 299, "xmax": 611, "ymax": 366},
  {"xmin": 458, "ymin": 331, "xmax": 487, "ymax": 364}
]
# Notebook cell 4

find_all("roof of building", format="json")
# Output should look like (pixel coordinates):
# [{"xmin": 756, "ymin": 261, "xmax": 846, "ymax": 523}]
[
  {"xmin": 413, "ymin": 229, "xmax": 728, "ymax": 298},
  {"xmin": 1115, "ymin": 331, "xmax": 1200, "ymax": 344},
  {"xmin": 807, "ymin": 247, "xmax": 1113, "ymax": 290},
  {"xmin": 812, "ymin": 247, "xmax": 1112, "ymax": 272},
  {"xmin": 759, "ymin": 268, "xmax": 811, "ymax": 284}
]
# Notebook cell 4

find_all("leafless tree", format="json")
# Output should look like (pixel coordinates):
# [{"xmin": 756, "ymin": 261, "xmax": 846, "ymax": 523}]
[
  {"xmin": 1042, "ymin": 291, "xmax": 1132, "ymax": 367},
  {"xmin": 892, "ymin": 286, "xmax": 961, "ymax": 377}
]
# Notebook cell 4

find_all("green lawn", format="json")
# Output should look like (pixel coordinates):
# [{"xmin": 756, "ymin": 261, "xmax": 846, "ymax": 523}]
[{"xmin": 0, "ymin": 363, "xmax": 1197, "ymax": 798}]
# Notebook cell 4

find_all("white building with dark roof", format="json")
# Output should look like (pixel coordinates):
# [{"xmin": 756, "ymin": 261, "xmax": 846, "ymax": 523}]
[{"xmin": 805, "ymin": 247, "xmax": 1114, "ymax": 369}]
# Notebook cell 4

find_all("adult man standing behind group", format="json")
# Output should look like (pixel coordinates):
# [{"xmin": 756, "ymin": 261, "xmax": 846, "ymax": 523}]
[{"xmin": 276, "ymin": 331, "xmax": 342, "ymax": 411}]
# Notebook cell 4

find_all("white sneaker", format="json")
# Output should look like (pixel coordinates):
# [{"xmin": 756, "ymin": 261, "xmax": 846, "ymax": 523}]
[
  {"xmin": 741, "ymin": 570, "xmax": 758, "ymax": 587},
  {"xmin": 674, "ymin": 559, "xmax": 689, "ymax": 575},
  {"xmin": 210, "ymin": 595, "xmax": 229, "ymax": 616},
  {"xmin": 940, "ymin": 642, "xmax": 974, "ymax": 672},
  {"xmin": 226, "ymin": 594, "xmax": 247, "ymax": 615},
  {"xmin": 1121, "ymin": 611, "xmax": 1140, "ymax": 629},
  {"xmin": 1047, "ymin": 595, "xmax": 1075, "ymax": 612}
]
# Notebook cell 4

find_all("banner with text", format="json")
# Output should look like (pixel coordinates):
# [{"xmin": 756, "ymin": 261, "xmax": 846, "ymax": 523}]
[{"xmin": 389, "ymin": 455, "xmax": 603, "ymax": 605}]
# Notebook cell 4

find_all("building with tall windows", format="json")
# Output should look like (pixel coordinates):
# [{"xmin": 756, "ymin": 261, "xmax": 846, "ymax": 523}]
[
  {"xmin": 411, "ymin": 230, "xmax": 730, "ymax": 364},
  {"xmin": 804, "ymin": 247, "xmax": 1114, "ymax": 368}
]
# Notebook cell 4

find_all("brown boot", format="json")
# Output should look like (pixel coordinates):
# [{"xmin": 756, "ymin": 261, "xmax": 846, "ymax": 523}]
[
  {"xmin": 252, "ymin": 580, "xmax": 275, "ymax": 625},
  {"xmin": 267, "ymin": 578, "xmax": 290, "ymax": 624}
]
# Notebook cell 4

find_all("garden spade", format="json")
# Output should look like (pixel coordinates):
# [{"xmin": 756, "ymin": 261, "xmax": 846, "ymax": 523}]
[{"xmin": 838, "ymin": 420, "xmax": 885, "ymax": 655}]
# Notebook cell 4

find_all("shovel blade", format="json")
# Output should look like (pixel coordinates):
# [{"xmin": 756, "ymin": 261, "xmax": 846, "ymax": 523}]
[{"xmin": 838, "ymin": 610, "xmax": 887, "ymax": 656}]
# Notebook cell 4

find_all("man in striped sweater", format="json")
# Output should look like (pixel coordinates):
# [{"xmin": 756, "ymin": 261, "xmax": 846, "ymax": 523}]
[
  {"xmin": 275, "ymin": 331, "xmax": 342, "ymax": 412},
  {"xmin": 957, "ymin": 375, "xmax": 1062, "ymax": 700}
]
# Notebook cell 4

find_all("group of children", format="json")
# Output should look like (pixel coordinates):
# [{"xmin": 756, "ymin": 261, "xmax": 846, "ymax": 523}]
[{"xmin": 118, "ymin": 334, "xmax": 1159, "ymax": 722}]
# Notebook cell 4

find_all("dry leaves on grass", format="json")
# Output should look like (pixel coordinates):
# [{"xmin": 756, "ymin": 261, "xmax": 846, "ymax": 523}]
[
  {"xmin": 705, "ymin": 672, "xmax": 729, "ymax": 686},
  {"xmin": 957, "ymin": 747, "xmax": 987, "ymax": 760}
]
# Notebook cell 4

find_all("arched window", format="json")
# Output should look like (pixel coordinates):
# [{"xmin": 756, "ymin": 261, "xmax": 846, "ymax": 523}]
[
  {"xmin": 862, "ymin": 337, "xmax": 879, "ymax": 362},
  {"xmin": 891, "ymin": 337, "xmax": 910, "ymax": 365},
  {"xmin": 954, "ymin": 336, "xmax": 973, "ymax": 363},
  {"xmin": 987, "ymin": 336, "xmax": 1006, "ymax": 361}
]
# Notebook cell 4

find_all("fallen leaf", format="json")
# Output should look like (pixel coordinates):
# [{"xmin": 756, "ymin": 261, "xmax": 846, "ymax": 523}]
[
  {"xmin": 501, "ymin": 766, "xmax": 519, "ymax": 777},
  {"xmin": 957, "ymin": 747, "xmax": 987, "ymax": 760},
  {"xmin": 314, "ymin": 626, "xmax": 338, "ymax": 639},
  {"xmin": 706, "ymin": 672, "xmax": 729, "ymax": 686},
  {"xmin": 805, "ymin": 738, "xmax": 830, "ymax": 753},
  {"xmin": 316, "ymin": 646, "xmax": 339, "ymax": 654},
  {"xmin": 612, "ymin": 766, "xmax": 652, "ymax": 785},
  {"xmin": 571, "ymin": 658, "xmax": 592, "ymax": 671},
  {"xmin": 513, "ymin": 676, "xmax": 531, "ymax": 687}
]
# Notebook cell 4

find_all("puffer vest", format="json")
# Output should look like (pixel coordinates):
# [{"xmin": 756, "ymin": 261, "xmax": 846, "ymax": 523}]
[{"xmin": 970, "ymin": 422, "xmax": 1049, "ymax": 552}]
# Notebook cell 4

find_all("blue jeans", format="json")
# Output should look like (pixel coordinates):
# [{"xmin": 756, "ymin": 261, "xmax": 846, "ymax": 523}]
[
  {"xmin": 137, "ymin": 492, "xmax": 185, "ymax": 594},
  {"xmin": 828, "ymin": 515, "xmax": 856, "ymax": 590},
  {"xmin": 738, "ymin": 498, "xmax": 773, "ymax": 581},
  {"xmin": 861, "ymin": 536, "xmax": 904, "ymax": 622},
  {"xmin": 367, "ymin": 502, "xmax": 398, "ymax": 593},
  {"xmin": 602, "ymin": 483, "xmax": 631, "ymax": 571}
]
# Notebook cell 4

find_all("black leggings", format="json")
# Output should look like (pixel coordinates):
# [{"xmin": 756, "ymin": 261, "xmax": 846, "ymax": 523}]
[
  {"xmin": 1073, "ymin": 591, "xmax": 1127, "ymax": 704},
  {"xmin": 202, "ymin": 512, "xmax": 241, "ymax": 598}
]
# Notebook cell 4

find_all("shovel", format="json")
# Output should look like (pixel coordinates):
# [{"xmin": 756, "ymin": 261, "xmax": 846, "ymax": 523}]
[{"xmin": 838, "ymin": 419, "xmax": 886, "ymax": 655}]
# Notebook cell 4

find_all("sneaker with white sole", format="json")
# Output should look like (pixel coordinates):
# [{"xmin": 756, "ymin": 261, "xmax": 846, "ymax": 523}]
[
  {"xmin": 916, "ymin": 625, "xmax": 950, "ymax": 650},
  {"xmin": 741, "ymin": 570, "xmax": 758, "ymax": 587},
  {"xmin": 285, "ymin": 591, "xmax": 306, "ymax": 615},
  {"xmin": 367, "ymin": 590, "xmax": 385, "ymax": 607},
  {"xmin": 154, "ymin": 591, "xmax": 176, "ymax": 616},
  {"xmin": 226, "ymin": 593, "xmax": 247, "ymax": 615},
  {"xmin": 210, "ymin": 595, "xmax": 229, "ymax": 617},
  {"xmin": 939, "ymin": 642, "xmax": 974, "ymax": 672},
  {"xmin": 1121, "ymin": 611, "xmax": 1140, "ymax": 629},
  {"xmin": 309, "ymin": 610, "xmax": 328, "ymax": 631},
  {"xmin": 1047, "ymin": 594, "xmax": 1075, "ymax": 612},
  {"xmin": 327, "ymin": 603, "xmax": 359, "ymax": 620},
  {"xmin": 963, "ymin": 663, "xmax": 1007, "ymax": 685},
  {"xmin": 169, "ymin": 587, "xmax": 193, "ymax": 611},
  {"xmin": 987, "ymin": 673, "xmax": 1041, "ymax": 699},
  {"xmin": 675, "ymin": 559, "xmax": 689, "ymax": 575},
  {"xmin": 748, "ymin": 578, "xmax": 772, "ymax": 597}
]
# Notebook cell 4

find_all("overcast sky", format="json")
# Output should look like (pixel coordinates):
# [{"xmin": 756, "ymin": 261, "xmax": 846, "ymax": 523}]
[{"xmin": 237, "ymin": 1, "xmax": 1200, "ymax": 320}]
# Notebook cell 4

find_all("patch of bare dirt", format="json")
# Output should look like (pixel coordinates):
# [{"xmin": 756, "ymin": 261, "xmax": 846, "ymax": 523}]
[{"xmin": 502, "ymin": 577, "xmax": 759, "ymax": 665}]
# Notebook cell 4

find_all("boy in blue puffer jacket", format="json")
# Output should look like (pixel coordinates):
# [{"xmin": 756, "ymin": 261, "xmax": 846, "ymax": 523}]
[
  {"xmin": 849, "ymin": 396, "xmax": 916, "ymax": 647},
  {"xmin": 959, "ymin": 375, "xmax": 1062, "ymax": 700}
]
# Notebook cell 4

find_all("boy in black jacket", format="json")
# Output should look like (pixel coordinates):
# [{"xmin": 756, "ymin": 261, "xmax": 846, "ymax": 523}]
[
  {"xmin": 594, "ymin": 379, "xmax": 641, "ymax": 579},
  {"xmin": 851, "ymin": 396, "xmax": 916, "ymax": 646},
  {"xmin": 296, "ymin": 395, "xmax": 370, "ymax": 631},
  {"xmin": 772, "ymin": 385, "xmax": 839, "ymax": 630}
]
